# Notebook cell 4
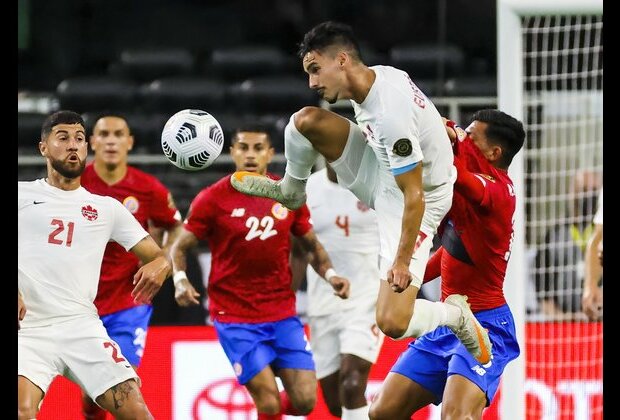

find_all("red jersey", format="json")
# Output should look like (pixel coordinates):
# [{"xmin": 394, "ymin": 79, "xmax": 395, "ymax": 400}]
[
  {"xmin": 81, "ymin": 163, "xmax": 180, "ymax": 315},
  {"xmin": 427, "ymin": 125, "xmax": 515, "ymax": 311},
  {"xmin": 184, "ymin": 174, "xmax": 312, "ymax": 323}
]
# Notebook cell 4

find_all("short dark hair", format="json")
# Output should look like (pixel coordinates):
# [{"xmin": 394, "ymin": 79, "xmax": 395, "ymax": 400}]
[
  {"xmin": 297, "ymin": 21, "xmax": 362, "ymax": 61},
  {"xmin": 41, "ymin": 110, "xmax": 85, "ymax": 141},
  {"xmin": 472, "ymin": 109, "xmax": 525, "ymax": 168},
  {"xmin": 231, "ymin": 123, "xmax": 272, "ymax": 146}
]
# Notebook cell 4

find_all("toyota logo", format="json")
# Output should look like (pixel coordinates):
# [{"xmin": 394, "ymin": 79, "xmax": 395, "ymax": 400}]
[{"xmin": 192, "ymin": 378, "xmax": 255, "ymax": 420}]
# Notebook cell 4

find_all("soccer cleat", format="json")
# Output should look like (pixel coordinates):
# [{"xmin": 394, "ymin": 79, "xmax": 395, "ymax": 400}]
[
  {"xmin": 230, "ymin": 171, "xmax": 307, "ymax": 210},
  {"xmin": 445, "ymin": 294, "xmax": 493, "ymax": 364}
]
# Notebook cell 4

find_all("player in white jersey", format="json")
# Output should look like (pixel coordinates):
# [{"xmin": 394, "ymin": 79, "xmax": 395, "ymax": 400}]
[
  {"xmin": 582, "ymin": 187, "xmax": 603, "ymax": 320},
  {"xmin": 17, "ymin": 110, "xmax": 171, "ymax": 419},
  {"xmin": 295, "ymin": 163, "xmax": 381, "ymax": 420},
  {"xmin": 231, "ymin": 21, "xmax": 492, "ymax": 364}
]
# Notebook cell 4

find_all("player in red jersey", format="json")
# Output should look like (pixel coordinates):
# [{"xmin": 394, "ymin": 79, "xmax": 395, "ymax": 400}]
[
  {"xmin": 80, "ymin": 115, "xmax": 183, "ymax": 419},
  {"xmin": 369, "ymin": 110, "xmax": 525, "ymax": 420},
  {"xmin": 170, "ymin": 124, "xmax": 350, "ymax": 420}
]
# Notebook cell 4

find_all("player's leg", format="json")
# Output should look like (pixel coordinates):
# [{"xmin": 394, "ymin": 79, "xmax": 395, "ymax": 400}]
[
  {"xmin": 95, "ymin": 378, "xmax": 152, "ymax": 419},
  {"xmin": 17, "ymin": 376, "xmax": 44, "ymax": 420},
  {"xmin": 441, "ymin": 375, "xmax": 486, "ymax": 420},
  {"xmin": 308, "ymin": 313, "xmax": 343, "ymax": 417},
  {"xmin": 441, "ymin": 304, "xmax": 521, "ymax": 419},
  {"xmin": 231, "ymin": 107, "xmax": 353, "ymax": 209},
  {"xmin": 18, "ymin": 327, "xmax": 60, "ymax": 419},
  {"xmin": 272, "ymin": 316, "xmax": 318, "ymax": 415},
  {"xmin": 318, "ymin": 372, "xmax": 342, "ymax": 417},
  {"xmin": 339, "ymin": 354, "xmax": 373, "ymax": 419},
  {"xmin": 244, "ymin": 366, "xmax": 285, "ymax": 415},
  {"xmin": 83, "ymin": 305, "xmax": 152, "ymax": 420},
  {"xmin": 337, "ymin": 301, "xmax": 383, "ymax": 419},
  {"xmin": 369, "ymin": 337, "xmax": 448, "ymax": 419},
  {"xmin": 369, "ymin": 372, "xmax": 435, "ymax": 420}
]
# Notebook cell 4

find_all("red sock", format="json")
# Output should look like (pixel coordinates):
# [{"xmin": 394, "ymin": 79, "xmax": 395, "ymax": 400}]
[
  {"xmin": 280, "ymin": 390, "xmax": 302, "ymax": 416},
  {"xmin": 257, "ymin": 413, "xmax": 282, "ymax": 420}
]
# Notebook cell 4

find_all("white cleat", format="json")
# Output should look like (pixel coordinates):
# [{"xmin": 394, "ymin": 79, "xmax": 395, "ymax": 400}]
[
  {"xmin": 445, "ymin": 294, "xmax": 493, "ymax": 364},
  {"xmin": 230, "ymin": 171, "xmax": 306, "ymax": 210}
]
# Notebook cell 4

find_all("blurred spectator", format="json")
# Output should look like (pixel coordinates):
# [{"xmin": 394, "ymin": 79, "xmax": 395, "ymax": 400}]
[
  {"xmin": 582, "ymin": 187, "xmax": 603, "ymax": 321},
  {"xmin": 535, "ymin": 170, "xmax": 602, "ymax": 319}
]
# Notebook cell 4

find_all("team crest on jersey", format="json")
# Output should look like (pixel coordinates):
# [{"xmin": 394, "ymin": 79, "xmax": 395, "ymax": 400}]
[
  {"xmin": 393, "ymin": 139, "xmax": 413, "ymax": 157},
  {"xmin": 233, "ymin": 362, "xmax": 243, "ymax": 377},
  {"xmin": 123, "ymin": 196, "xmax": 140, "ymax": 214},
  {"xmin": 82, "ymin": 204, "xmax": 99, "ymax": 221},
  {"xmin": 271, "ymin": 203, "xmax": 289, "ymax": 220},
  {"xmin": 454, "ymin": 125, "xmax": 467, "ymax": 142},
  {"xmin": 477, "ymin": 173, "xmax": 496, "ymax": 182}
]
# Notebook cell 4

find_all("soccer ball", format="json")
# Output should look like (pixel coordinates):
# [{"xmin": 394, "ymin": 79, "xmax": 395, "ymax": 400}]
[{"xmin": 161, "ymin": 109, "xmax": 224, "ymax": 171}]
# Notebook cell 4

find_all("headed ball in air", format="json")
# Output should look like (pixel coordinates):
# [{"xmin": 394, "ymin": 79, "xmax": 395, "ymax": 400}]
[{"xmin": 161, "ymin": 109, "xmax": 224, "ymax": 171}]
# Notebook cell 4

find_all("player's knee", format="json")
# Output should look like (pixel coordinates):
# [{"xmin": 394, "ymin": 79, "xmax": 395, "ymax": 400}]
[
  {"xmin": 17, "ymin": 404, "xmax": 38, "ymax": 420},
  {"xmin": 368, "ymin": 399, "xmax": 393, "ymax": 420},
  {"xmin": 293, "ymin": 106, "xmax": 323, "ymax": 135},
  {"xmin": 254, "ymin": 393, "xmax": 282, "ymax": 415},
  {"xmin": 441, "ymin": 401, "xmax": 481, "ymax": 420},
  {"xmin": 292, "ymin": 394, "xmax": 316, "ymax": 415},
  {"xmin": 376, "ymin": 314, "xmax": 407, "ymax": 339},
  {"xmin": 341, "ymin": 372, "xmax": 366, "ymax": 404}
]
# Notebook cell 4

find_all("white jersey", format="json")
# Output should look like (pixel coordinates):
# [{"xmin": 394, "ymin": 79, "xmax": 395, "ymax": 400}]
[
  {"xmin": 18, "ymin": 179, "xmax": 148, "ymax": 328},
  {"xmin": 351, "ymin": 65, "xmax": 454, "ymax": 194},
  {"xmin": 305, "ymin": 169, "xmax": 380, "ymax": 316},
  {"xmin": 594, "ymin": 188, "xmax": 603, "ymax": 225}
]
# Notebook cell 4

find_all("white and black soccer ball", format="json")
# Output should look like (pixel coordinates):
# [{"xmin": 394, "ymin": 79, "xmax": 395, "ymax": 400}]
[{"xmin": 161, "ymin": 109, "xmax": 224, "ymax": 171}]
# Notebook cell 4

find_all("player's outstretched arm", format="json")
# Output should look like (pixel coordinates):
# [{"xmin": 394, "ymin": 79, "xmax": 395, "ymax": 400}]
[
  {"xmin": 169, "ymin": 228, "xmax": 201, "ymax": 307},
  {"xmin": 130, "ymin": 235, "xmax": 172, "ymax": 304},
  {"xmin": 297, "ymin": 230, "xmax": 350, "ymax": 299},
  {"xmin": 391, "ymin": 163, "xmax": 425, "ymax": 293}
]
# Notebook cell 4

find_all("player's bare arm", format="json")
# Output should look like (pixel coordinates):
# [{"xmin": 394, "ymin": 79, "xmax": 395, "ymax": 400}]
[
  {"xmin": 582, "ymin": 223, "xmax": 603, "ymax": 320},
  {"xmin": 290, "ymin": 236, "xmax": 309, "ymax": 292},
  {"xmin": 297, "ymin": 230, "xmax": 350, "ymax": 299},
  {"xmin": 129, "ymin": 235, "xmax": 172, "ymax": 304},
  {"xmin": 391, "ymin": 162, "xmax": 425, "ymax": 293},
  {"xmin": 169, "ymin": 228, "xmax": 201, "ymax": 307}
]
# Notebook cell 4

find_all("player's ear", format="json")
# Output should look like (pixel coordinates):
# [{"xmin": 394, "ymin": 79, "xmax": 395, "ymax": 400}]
[
  {"xmin": 490, "ymin": 145, "xmax": 503, "ymax": 163},
  {"xmin": 127, "ymin": 134, "xmax": 134, "ymax": 151},
  {"xmin": 39, "ymin": 140, "xmax": 47, "ymax": 156}
]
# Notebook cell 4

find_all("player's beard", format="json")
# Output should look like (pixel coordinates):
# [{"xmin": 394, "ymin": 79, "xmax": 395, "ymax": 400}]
[{"xmin": 51, "ymin": 156, "xmax": 85, "ymax": 179}]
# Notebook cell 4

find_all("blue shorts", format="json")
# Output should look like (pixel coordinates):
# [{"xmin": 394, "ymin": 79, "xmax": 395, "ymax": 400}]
[
  {"xmin": 214, "ymin": 316, "xmax": 315, "ymax": 385},
  {"xmin": 100, "ymin": 305, "xmax": 153, "ymax": 367},
  {"xmin": 391, "ymin": 304, "xmax": 520, "ymax": 405}
]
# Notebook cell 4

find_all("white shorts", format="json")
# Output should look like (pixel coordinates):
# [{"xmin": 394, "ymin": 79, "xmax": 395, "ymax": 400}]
[
  {"xmin": 309, "ymin": 302, "xmax": 384, "ymax": 379},
  {"xmin": 331, "ymin": 121, "xmax": 454, "ymax": 288},
  {"xmin": 18, "ymin": 315, "xmax": 140, "ymax": 402}
]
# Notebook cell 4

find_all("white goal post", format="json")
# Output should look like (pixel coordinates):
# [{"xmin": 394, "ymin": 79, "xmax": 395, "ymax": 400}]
[{"xmin": 498, "ymin": 1, "xmax": 603, "ymax": 419}]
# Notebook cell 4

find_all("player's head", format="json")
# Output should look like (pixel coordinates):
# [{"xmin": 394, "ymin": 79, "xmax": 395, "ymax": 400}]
[
  {"xmin": 89, "ymin": 114, "xmax": 134, "ymax": 170},
  {"xmin": 39, "ymin": 110, "xmax": 87, "ymax": 179},
  {"xmin": 230, "ymin": 124, "xmax": 274, "ymax": 175},
  {"xmin": 298, "ymin": 21, "xmax": 363, "ymax": 103},
  {"xmin": 465, "ymin": 109, "xmax": 525, "ymax": 169}
]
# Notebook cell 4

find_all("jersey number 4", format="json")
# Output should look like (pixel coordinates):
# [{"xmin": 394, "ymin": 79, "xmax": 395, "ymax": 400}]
[{"xmin": 48, "ymin": 219, "xmax": 75, "ymax": 247}]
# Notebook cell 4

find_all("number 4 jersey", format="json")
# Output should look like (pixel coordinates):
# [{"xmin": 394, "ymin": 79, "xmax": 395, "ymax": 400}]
[
  {"xmin": 183, "ymin": 174, "xmax": 312, "ymax": 323},
  {"xmin": 18, "ymin": 179, "xmax": 148, "ymax": 328}
]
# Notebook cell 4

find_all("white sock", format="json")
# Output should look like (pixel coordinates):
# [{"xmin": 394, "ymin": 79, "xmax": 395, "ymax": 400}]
[
  {"xmin": 397, "ymin": 299, "xmax": 462, "ymax": 339},
  {"xmin": 342, "ymin": 405, "xmax": 369, "ymax": 420},
  {"xmin": 283, "ymin": 113, "xmax": 319, "ymax": 182}
]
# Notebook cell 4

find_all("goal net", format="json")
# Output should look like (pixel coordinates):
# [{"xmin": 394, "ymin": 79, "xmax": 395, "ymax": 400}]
[{"xmin": 499, "ymin": 1, "xmax": 602, "ymax": 419}]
